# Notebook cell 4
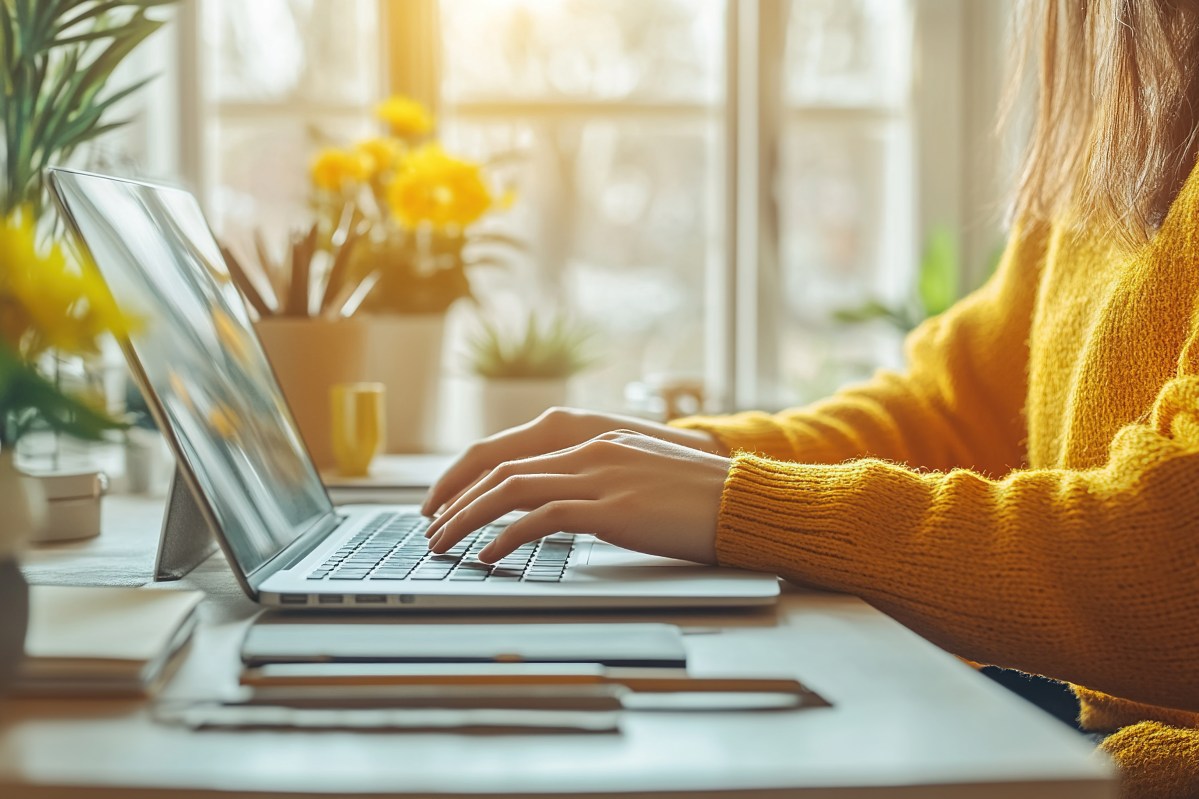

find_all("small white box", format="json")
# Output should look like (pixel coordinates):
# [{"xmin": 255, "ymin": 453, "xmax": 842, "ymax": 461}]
[{"xmin": 29, "ymin": 471, "xmax": 107, "ymax": 543}]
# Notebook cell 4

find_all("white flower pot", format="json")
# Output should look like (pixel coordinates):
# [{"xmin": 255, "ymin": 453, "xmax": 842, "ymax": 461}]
[
  {"xmin": 474, "ymin": 378, "xmax": 568, "ymax": 437},
  {"xmin": 362, "ymin": 314, "xmax": 446, "ymax": 453}
]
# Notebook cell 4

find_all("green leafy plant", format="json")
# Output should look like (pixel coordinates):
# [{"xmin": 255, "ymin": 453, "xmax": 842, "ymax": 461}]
[
  {"xmin": 834, "ymin": 227, "xmax": 962, "ymax": 332},
  {"xmin": 466, "ymin": 312, "xmax": 597, "ymax": 380},
  {"xmin": 0, "ymin": 345, "xmax": 116, "ymax": 446},
  {"xmin": 0, "ymin": 1, "xmax": 167, "ymax": 451},
  {"xmin": 0, "ymin": 0, "xmax": 173, "ymax": 215}
]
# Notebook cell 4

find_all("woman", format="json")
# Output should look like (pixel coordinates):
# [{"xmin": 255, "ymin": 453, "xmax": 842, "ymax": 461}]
[{"xmin": 423, "ymin": 2, "xmax": 1199, "ymax": 796}]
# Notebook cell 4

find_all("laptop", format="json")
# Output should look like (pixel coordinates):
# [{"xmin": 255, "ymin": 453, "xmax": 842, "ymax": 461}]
[{"xmin": 48, "ymin": 167, "xmax": 779, "ymax": 611}]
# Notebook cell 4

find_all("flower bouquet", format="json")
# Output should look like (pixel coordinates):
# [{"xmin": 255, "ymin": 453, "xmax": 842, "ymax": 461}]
[
  {"xmin": 309, "ymin": 95, "xmax": 519, "ymax": 314},
  {"xmin": 307, "ymin": 96, "xmax": 521, "ymax": 451}
]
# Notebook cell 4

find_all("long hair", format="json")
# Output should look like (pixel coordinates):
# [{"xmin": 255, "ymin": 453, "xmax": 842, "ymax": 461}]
[{"xmin": 1007, "ymin": 0, "xmax": 1199, "ymax": 248}]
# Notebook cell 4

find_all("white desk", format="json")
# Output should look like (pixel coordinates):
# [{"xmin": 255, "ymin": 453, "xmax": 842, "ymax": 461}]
[{"xmin": 0, "ymin": 495, "xmax": 1115, "ymax": 798}]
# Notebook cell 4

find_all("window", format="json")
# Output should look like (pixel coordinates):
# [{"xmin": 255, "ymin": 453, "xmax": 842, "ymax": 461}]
[
  {"xmin": 437, "ymin": 0, "xmax": 727, "ymax": 412},
  {"xmin": 771, "ymin": 0, "xmax": 915, "ymax": 406},
  {"xmin": 159, "ymin": 0, "xmax": 1004, "ymax": 443},
  {"xmin": 200, "ymin": 0, "xmax": 383, "ymax": 241}
]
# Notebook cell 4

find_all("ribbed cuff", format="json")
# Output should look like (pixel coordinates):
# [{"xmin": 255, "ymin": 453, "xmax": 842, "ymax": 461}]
[{"xmin": 712, "ymin": 452, "xmax": 873, "ymax": 587}]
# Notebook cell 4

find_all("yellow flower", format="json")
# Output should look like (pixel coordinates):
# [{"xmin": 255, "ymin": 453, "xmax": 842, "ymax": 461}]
[
  {"xmin": 375, "ymin": 96, "xmax": 434, "ymax": 138},
  {"xmin": 0, "ymin": 210, "xmax": 134, "ymax": 358},
  {"xmin": 310, "ymin": 148, "xmax": 370, "ymax": 193},
  {"xmin": 387, "ymin": 144, "xmax": 495, "ymax": 230},
  {"xmin": 353, "ymin": 136, "xmax": 404, "ymax": 180}
]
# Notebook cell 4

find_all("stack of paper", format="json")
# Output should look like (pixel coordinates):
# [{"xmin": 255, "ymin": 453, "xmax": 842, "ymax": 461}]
[{"xmin": 16, "ymin": 585, "xmax": 203, "ymax": 697}]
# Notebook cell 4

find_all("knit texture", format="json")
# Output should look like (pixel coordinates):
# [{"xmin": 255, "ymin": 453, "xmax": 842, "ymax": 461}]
[
  {"xmin": 673, "ymin": 165, "xmax": 1199, "ymax": 797},
  {"xmin": 1100, "ymin": 723, "xmax": 1199, "ymax": 799}
]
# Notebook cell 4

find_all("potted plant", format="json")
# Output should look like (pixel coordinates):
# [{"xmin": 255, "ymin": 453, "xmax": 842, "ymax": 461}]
[
  {"xmin": 465, "ymin": 311, "xmax": 596, "ymax": 436},
  {"xmin": 0, "ymin": 0, "xmax": 168, "ymax": 691},
  {"xmin": 308, "ymin": 96, "xmax": 520, "ymax": 452},
  {"xmin": 220, "ymin": 214, "xmax": 378, "ymax": 470},
  {"xmin": 0, "ymin": 215, "xmax": 135, "ymax": 689}
]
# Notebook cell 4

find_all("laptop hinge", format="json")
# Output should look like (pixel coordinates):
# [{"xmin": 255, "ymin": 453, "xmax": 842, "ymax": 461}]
[{"xmin": 251, "ymin": 512, "xmax": 346, "ymax": 581}]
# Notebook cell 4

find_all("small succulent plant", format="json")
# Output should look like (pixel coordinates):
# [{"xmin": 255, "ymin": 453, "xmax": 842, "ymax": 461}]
[{"xmin": 466, "ymin": 312, "xmax": 596, "ymax": 380}]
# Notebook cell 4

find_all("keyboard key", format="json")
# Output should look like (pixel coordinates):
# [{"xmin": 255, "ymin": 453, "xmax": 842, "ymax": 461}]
[{"xmin": 449, "ymin": 570, "xmax": 490, "ymax": 581}]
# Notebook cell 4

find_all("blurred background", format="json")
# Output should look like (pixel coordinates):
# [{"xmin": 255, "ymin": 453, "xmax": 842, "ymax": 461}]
[{"xmin": 88, "ymin": 0, "xmax": 1014, "ymax": 452}]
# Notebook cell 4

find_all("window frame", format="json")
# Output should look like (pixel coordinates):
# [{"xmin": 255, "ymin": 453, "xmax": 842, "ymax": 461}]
[{"xmin": 167, "ymin": 0, "xmax": 1007, "ymax": 415}]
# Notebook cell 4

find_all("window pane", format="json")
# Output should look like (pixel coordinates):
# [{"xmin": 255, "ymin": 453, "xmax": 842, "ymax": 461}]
[
  {"xmin": 440, "ymin": 0, "xmax": 725, "ymax": 104},
  {"xmin": 773, "ymin": 119, "xmax": 913, "ymax": 405},
  {"xmin": 441, "ymin": 117, "xmax": 722, "ymax": 411},
  {"xmin": 440, "ymin": 0, "xmax": 726, "ymax": 414},
  {"xmin": 785, "ymin": 0, "xmax": 912, "ymax": 108},
  {"xmin": 779, "ymin": 121, "xmax": 912, "ymax": 314},
  {"xmin": 205, "ymin": 0, "xmax": 379, "ymax": 105},
  {"xmin": 210, "ymin": 116, "xmax": 377, "ymax": 243},
  {"xmin": 768, "ymin": 0, "xmax": 915, "ymax": 407}
]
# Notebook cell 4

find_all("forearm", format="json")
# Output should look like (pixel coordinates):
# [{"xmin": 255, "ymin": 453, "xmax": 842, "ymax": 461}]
[{"xmin": 713, "ymin": 376, "xmax": 1199, "ymax": 712}]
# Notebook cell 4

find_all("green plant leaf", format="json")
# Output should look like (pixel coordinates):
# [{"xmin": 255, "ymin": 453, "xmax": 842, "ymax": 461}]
[
  {"xmin": 465, "ymin": 311, "xmax": 597, "ymax": 379},
  {"xmin": 917, "ymin": 226, "xmax": 958, "ymax": 318},
  {"xmin": 0, "ymin": 345, "xmax": 126, "ymax": 445},
  {"xmin": 1, "ymin": 1, "xmax": 174, "ymax": 211}
]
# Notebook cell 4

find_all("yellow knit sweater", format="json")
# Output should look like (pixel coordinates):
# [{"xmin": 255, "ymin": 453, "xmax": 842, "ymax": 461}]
[{"xmin": 675, "ymin": 168, "xmax": 1199, "ymax": 798}]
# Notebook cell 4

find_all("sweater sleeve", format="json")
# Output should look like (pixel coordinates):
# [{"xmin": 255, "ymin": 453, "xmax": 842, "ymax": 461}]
[
  {"xmin": 715, "ymin": 367, "xmax": 1199, "ymax": 713},
  {"xmin": 673, "ymin": 222, "xmax": 1051, "ymax": 476}
]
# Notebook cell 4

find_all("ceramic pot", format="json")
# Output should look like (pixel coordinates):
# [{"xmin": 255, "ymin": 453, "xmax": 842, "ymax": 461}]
[
  {"xmin": 474, "ymin": 378, "xmax": 568, "ymax": 437},
  {"xmin": 0, "ymin": 451, "xmax": 41, "ymax": 695},
  {"xmin": 255, "ymin": 318, "xmax": 370, "ymax": 469},
  {"xmin": 361, "ymin": 314, "xmax": 446, "ymax": 453}
]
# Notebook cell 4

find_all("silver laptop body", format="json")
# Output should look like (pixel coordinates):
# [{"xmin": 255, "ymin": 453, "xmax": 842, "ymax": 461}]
[{"xmin": 49, "ymin": 167, "xmax": 779, "ymax": 611}]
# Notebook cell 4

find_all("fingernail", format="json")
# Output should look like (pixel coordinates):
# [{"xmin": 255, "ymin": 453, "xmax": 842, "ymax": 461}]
[
  {"xmin": 477, "ymin": 547, "xmax": 495, "ymax": 564},
  {"xmin": 428, "ymin": 533, "xmax": 443, "ymax": 552}
]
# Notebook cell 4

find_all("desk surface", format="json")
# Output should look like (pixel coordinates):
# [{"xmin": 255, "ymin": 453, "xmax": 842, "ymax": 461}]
[{"xmin": 1, "ymin": 495, "xmax": 1114, "ymax": 798}]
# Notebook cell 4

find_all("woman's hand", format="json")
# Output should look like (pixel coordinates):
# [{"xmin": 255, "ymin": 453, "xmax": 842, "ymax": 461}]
[
  {"xmin": 421, "ymin": 407, "xmax": 726, "ymax": 517},
  {"xmin": 422, "ymin": 429, "xmax": 731, "ymax": 565}
]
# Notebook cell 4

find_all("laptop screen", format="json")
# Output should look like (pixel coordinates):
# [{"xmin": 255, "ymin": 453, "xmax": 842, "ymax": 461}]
[{"xmin": 50, "ymin": 169, "xmax": 335, "ymax": 577}]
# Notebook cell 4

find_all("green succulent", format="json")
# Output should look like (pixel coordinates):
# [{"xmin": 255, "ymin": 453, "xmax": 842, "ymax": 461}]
[
  {"xmin": 0, "ymin": 0, "xmax": 174, "ymax": 215},
  {"xmin": 466, "ymin": 312, "xmax": 597, "ymax": 380}
]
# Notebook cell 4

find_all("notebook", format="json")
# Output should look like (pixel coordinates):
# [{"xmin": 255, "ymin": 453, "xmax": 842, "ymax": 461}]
[
  {"xmin": 241, "ymin": 621, "xmax": 688, "ymax": 668},
  {"xmin": 48, "ymin": 166, "xmax": 779, "ymax": 611},
  {"xmin": 16, "ymin": 585, "xmax": 202, "ymax": 697}
]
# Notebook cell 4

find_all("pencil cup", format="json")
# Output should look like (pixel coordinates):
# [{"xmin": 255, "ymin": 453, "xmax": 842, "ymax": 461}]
[{"xmin": 330, "ymin": 383, "xmax": 386, "ymax": 477}]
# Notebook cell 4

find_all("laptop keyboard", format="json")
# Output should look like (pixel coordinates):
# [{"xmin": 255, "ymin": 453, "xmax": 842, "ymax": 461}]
[{"xmin": 305, "ymin": 512, "xmax": 573, "ymax": 583}]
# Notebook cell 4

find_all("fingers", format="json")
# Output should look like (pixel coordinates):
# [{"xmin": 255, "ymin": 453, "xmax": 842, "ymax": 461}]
[
  {"xmin": 476, "ymin": 501, "xmax": 594, "ymax": 562},
  {"xmin": 420, "ymin": 409, "xmax": 569, "ymax": 515},
  {"xmin": 427, "ymin": 473, "xmax": 588, "ymax": 554},
  {"xmin": 421, "ymin": 441, "xmax": 492, "ymax": 516},
  {"xmin": 425, "ymin": 430, "xmax": 675, "ymax": 557},
  {"xmin": 425, "ymin": 445, "xmax": 585, "ymax": 539}
]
